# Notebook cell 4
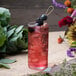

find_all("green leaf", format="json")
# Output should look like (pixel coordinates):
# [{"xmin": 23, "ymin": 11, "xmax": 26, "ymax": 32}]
[
  {"xmin": 65, "ymin": 8, "xmax": 68, "ymax": 13},
  {"xmin": 7, "ymin": 25, "xmax": 17, "ymax": 31},
  {"xmin": 71, "ymin": 0, "xmax": 76, "ymax": 6},
  {"xmin": 0, "ymin": 63, "xmax": 10, "ymax": 69},
  {"xmin": 71, "ymin": 64, "xmax": 76, "ymax": 69},
  {"xmin": 0, "ymin": 25, "xmax": 6, "ymax": 47},
  {"xmin": 17, "ymin": 31, "xmax": 23, "ymax": 39},
  {"xmin": 22, "ymin": 28, "xmax": 28, "ymax": 42},
  {"xmin": 73, "ymin": 5, "xmax": 76, "ymax": 9},
  {"xmin": 7, "ymin": 28, "xmax": 16, "ymax": 38},
  {"xmin": 72, "ymin": 72, "xmax": 76, "ymax": 76},
  {"xmin": 15, "ymin": 25, "xmax": 23, "ymax": 34},
  {"xmin": 9, "ymin": 30, "xmax": 23, "ymax": 42},
  {"xmin": 0, "ymin": 7, "xmax": 6, "ymax": 15},
  {"xmin": 0, "ymin": 35, "xmax": 6, "ymax": 47},
  {"xmin": 9, "ymin": 36, "xmax": 19, "ymax": 42},
  {"xmin": 16, "ymin": 39, "xmax": 27, "ymax": 50},
  {"xmin": 62, "ymin": 59, "xmax": 67, "ymax": 68},
  {"xmin": 72, "ymin": 41, "xmax": 76, "ymax": 44},
  {"xmin": 6, "ymin": 42, "xmax": 18, "ymax": 54},
  {"xmin": 0, "ymin": 45, "xmax": 6, "ymax": 53},
  {"xmin": 71, "ymin": 46, "xmax": 76, "ymax": 48},
  {"xmin": 0, "ymin": 7, "xmax": 11, "ymax": 27},
  {"xmin": 7, "ymin": 25, "xmax": 28, "ymax": 54},
  {"xmin": 3, "ymin": 26, "xmax": 7, "ymax": 35},
  {"xmin": 0, "ymin": 59, "xmax": 16, "ymax": 64}
]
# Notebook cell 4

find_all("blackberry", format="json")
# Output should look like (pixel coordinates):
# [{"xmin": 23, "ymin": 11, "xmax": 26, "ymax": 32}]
[
  {"xmin": 36, "ymin": 18, "xmax": 43, "ymax": 26},
  {"xmin": 40, "ymin": 14, "xmax": 47, "ymax": 21},
  {"xmin": 28, "ymin": 27, "xmax": 34, "ymax": 33}
]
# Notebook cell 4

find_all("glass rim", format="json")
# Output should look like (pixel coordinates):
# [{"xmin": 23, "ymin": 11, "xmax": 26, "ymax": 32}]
[{"xmin": 28, "ymin": 21, "xmax": 38, "ymax": 27}]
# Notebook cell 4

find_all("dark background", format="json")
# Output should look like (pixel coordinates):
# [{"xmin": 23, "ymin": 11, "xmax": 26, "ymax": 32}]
[{"xmin": 0, "ymin": 0, "xmax": 68, "ymax": 31}]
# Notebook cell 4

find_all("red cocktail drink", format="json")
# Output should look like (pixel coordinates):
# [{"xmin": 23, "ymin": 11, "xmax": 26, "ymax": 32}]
[{"xmin": 28, "ymin": 22, "xmax": 48, "ymax": 70}]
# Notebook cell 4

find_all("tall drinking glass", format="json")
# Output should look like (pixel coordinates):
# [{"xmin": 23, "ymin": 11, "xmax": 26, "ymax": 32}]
[{"xmin": 28, "ymin": 22, "xmax": 48, "ymax": 70}]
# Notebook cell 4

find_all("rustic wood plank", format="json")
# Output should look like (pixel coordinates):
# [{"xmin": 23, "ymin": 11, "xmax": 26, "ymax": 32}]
[{"xmin": 0, "ymin": 0, "xmax": 67, "ymax": 31}]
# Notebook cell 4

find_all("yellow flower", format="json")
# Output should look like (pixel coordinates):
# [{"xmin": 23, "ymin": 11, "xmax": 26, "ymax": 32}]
[{"xmin": 66, "ymin": 22, "xmax": 76, "ymax": 46}]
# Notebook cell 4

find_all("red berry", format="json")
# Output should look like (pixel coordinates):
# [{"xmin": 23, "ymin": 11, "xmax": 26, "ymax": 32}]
[
  {"xmin": 64, "ymin": 0, "xmax": 71, "ymax": 7},
  {"xmin": 67, "ymin": 8, "xmax": 74, "ymax": 14},
  {"xmin": 58, "ymin": 36, "xmax": 63, "ymax": 44}
]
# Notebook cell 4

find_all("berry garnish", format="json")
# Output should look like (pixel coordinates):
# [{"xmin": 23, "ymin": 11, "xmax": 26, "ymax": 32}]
[
  {"xmin": 64, "ymin": 0, "xmax": 71, "ymax": 7},
  {"xmin": 58, "ymin": 35, "xmax": 63, "ymax": 44},
  {"xmin": 67, "ymin": 8, "xmax": 74, "ymax": 14},
  {"xmin": 36, "ymin": 18, "xmax": 43, "ymax": 26},
  {"xmin": 28, "ymin": 27, "xmax": 35, "ymax": 33},
  {"xmin": 40, "ymin": 14, "xmax": 48, "ymax": 21}
]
